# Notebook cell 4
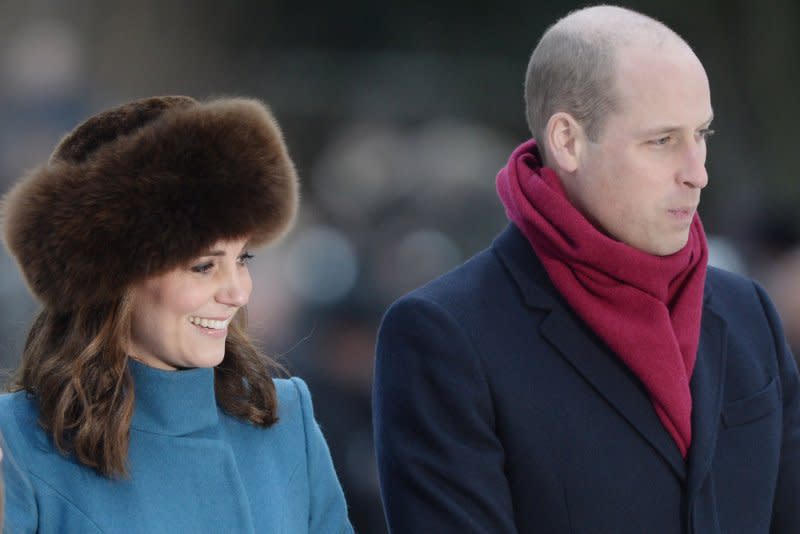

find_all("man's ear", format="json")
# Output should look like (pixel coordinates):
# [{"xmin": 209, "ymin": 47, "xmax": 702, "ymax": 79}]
[{"xmin": 544, "ymin": 112, "xmax": 585, "ymax": 173}]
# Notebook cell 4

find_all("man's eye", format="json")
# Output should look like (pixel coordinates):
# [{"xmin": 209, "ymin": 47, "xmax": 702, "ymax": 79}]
[
  {"xmin": 650, "ymin": 136, "xmax": 671, "ymax": 146},
  {"xmin": 699, "ymin": 128, "xmax": 715, "ymax": 140},
  {"xmin": 191, "ymin": 262, "xmax": 214, "ymax": 274},
  {"xmin": 237, "ymin": 252, "xmax": 254, "ymax": 265}
]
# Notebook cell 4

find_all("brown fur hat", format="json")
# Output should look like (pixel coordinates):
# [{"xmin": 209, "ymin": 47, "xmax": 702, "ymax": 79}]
[{"xmin": 1, "ymin": 95, "xmax": 299, "ymax": 310}]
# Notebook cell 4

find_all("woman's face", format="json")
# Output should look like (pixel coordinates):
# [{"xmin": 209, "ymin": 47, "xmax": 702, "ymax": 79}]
[{"xmin": 127, "ymin": 237, "xmax": 253, "ymax": 370}]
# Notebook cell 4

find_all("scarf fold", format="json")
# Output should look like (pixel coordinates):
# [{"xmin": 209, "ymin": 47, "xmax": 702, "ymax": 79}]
[{"xmin": 496, "ymin": 139, "xmax": 707, "ymax": 458}]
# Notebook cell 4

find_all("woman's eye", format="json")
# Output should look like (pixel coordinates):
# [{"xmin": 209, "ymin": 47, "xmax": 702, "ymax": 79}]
[
  {"xmin": 238, "ymin": 252, "xmax": 254, "ymax": 265},
  {"xmin": 191, "ymin": 262, "xmax": 214, "ymax": 274}
]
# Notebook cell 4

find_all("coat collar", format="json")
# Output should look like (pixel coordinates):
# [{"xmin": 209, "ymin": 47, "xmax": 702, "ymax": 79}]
[
  {"xmin": 129, "ymin": 359, "xmax": 219, "ymax": 436},
  {"xmin": 493, "ymin": 223, "xmax": 727, "ymax": 485}
]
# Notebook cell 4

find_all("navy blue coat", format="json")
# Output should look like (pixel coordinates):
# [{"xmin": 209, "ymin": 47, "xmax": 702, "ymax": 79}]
[{"xmin": 374, "ymin": 224, "xmax": 800, "ymax": 533}]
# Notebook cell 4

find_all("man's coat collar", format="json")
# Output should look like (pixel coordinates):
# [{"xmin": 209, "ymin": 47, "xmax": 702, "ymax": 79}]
[{"xmin": 492, "ymin": 223, "xmax": 727, "ymax": 489}]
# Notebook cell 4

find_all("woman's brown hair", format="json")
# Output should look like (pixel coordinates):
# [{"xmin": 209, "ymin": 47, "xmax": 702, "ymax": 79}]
[{"xmin": 9, "ymin": 297, "xmax": 279, "ymax": 478}]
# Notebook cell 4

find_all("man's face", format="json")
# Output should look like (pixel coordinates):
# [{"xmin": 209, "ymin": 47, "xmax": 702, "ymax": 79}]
[{"xmin": 568, "ymin": 45, "xmax": 714, "ymax": 256}]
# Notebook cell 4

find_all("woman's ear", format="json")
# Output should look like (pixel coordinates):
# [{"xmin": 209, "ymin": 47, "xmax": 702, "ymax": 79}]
[{"xmin": 543, "ymin": 112, "xmax": 585, "ymax": 173}]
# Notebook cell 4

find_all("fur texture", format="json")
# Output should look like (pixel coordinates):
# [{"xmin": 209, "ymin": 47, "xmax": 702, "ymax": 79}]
[{"xmin": 2, "ymin": 96, "xmax": 299, "ymax": 309}]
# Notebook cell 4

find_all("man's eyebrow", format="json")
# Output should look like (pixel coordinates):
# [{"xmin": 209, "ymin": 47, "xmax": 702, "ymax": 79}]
[
  {"xmin": 639, "ymin": 125, "xmax": 682, "ymax": 137},
  {"xmin": 638, "ymin": 114, "xmax": 715, "ymax": 137}
]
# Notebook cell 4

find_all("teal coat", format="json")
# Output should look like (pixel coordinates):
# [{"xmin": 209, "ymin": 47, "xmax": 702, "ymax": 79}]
[{"xmin": 1, "ymin": 361, "xmax": 353, "ymax": 533}]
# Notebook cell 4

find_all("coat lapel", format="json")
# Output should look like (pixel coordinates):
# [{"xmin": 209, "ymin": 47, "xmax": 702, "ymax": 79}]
[
  {"xmin": 686, "ymin": 290, "xmax": 727, "ymax": 497},
  {"xmin": 494, "ymin": 224, "xmax": 687, "ymax": 480},
  {"xmin": 538, "ymin": 299, "xmax": 688, "ymax": 480}
]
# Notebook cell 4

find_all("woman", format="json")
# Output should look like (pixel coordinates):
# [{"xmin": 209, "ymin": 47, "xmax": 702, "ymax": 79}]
[
  {"xmin": 0, "ymin": 446, "xmax": 3, "ymax": 523},
  {"xmin": 0, "ymin": 436, "xmax": 32, "ymax": 529},
  {"xmin": 0, "ymin": 96, "xmax": 354, "ymax": 533}
]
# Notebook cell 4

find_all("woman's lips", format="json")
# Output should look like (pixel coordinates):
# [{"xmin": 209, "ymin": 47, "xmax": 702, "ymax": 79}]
[{"xmin": 191, "ymin": 322, "xmax": 228, "ymax": 337}]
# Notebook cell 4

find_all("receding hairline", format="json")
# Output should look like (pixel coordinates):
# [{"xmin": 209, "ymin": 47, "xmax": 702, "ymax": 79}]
[
  {"xmin": 525, "ymin": 5, "xmax": 696, "ymax": 152},
  {"xmin": 549, "ymin": 5, "xmax": 690, "ymax": 52}
]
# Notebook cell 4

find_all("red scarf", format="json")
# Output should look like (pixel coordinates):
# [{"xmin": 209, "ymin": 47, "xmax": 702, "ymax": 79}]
[{"xmin": 496, "ymin": 139, "xmax": 707, "ymax": 458}]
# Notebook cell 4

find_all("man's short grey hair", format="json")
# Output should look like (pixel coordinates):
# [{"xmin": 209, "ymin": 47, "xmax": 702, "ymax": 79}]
[
  {"xmin": 525, "ymin": 28, "xmax": 616, "ymax": 144},
  {"xmin": 524, "ymin": 6, "xmax": 687, "ymax": 148}
]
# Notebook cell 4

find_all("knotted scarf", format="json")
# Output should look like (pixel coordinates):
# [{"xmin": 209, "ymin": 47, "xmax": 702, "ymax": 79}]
[{"xmin": 496, "ymin": 139, "xmax": 707, "ymax": 458}]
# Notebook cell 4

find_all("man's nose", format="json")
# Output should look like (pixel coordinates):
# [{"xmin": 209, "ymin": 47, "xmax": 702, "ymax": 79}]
[{"xmin": 679, "ymin": 141, "xmax": 708, "ymax": 189}]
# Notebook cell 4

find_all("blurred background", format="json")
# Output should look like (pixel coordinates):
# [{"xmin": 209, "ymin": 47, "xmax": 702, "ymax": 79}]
[{"xmin": 0, "ymin": 1, "xmax": 798, "ymax": 531}]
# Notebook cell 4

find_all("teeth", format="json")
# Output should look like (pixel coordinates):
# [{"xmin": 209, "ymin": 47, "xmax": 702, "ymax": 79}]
[{"xmin": 189, "ymin": 317, "xmax": 229, "ymax": 330}]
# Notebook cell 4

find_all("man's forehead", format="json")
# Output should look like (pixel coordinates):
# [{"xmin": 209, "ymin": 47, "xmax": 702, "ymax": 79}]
[{"xmin": 613, "ymin": 45, "xmax": 710, "ymax": 105}]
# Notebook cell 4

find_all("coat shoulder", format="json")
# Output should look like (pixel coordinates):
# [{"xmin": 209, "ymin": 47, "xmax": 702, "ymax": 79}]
[
  {"xmin": 273, "ymin": 376, "xmax": 311, "ymax": 427},
  {"xmin": 400, "ymin": 244, "xmax": 508, "ymax": 313},
  {"xmin": 705, "ymin": 266, "xmax": 775, "ymax": 324},
  {"xmin": 706, "ymin": 266, "xmax": 760, "ymax": 298},
  {"xmin": 0, "ymin": 391, "xmax": 46, "ymax": 454}
]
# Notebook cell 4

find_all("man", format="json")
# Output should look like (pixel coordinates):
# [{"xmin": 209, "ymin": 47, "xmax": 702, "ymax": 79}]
[{"xmin": 373, "ymin": 5, "xmax": 800, "ymax": 533}]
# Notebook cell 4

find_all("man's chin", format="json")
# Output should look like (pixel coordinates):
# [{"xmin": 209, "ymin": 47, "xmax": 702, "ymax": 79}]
[{"xmin": 646, "ymin": 233, "xmax": 692, "ymax": 257}]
